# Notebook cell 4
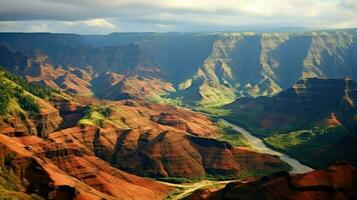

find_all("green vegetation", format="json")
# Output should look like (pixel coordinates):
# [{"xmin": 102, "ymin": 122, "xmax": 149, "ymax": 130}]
[
  {"xmin": 156, "ymin": 177, "xmax": 202, "ymax": 184},
  {"xmin": 0, "ymin": 73, "xmax": 40, "ymax": 116},
  {"xmin": 264, "ymin": 125, "xmax": 351, "ymax": 168},
  {"xmin": 164, "ymin": 187, "xmax": 185, "ymax": 200},
  {"xmin": 0, "ymin": 80, "xmax": 11, "ymax": 115},
  {"xmin": 197, "ymin": 84, "xmax": 237, "ymax": 107},
  {"xmin": 205, "ymin": 168, "xmax": 289, "ymax": 181},
  {"xmin": 146, "ymin": 95, "xmax": 184, "ymax": 107},
  {"xmin": 156, "ymin": 167, "xmax": 290, "ymax": 184},
  {"xmin": 0, "ymin": 67, "xmax": 59, "ymax": 117},
  {"xmin": 79, "ymin": 104, "xmax": 124, "ymax": 128},
  {"xmin": 0, "ymin": 165, "xmax": 44, "ymax": 200},
  {"xmin": 79, "ymin": 104, "xmax": 113, "ymax": 127},
  {"xmin": 215, "ymin": 119, "xmax": 249, "ymax": 147},
  {"xmin": 14, "ymin": 91, "xmax": 40, "ymax": 115},
  {"xmin": 0, "ymin": 67, "xmax": 58, "ymax": 99},
  {"xmin": 0, "ymin": 190, "xmax": 44, "ymax": 200},
  {"xmin": 0, "ymin": 166, "xmax": 19, "ymax": 192},
  {"xmin": 193, "ymin": 106, "xmax": 230, "ymax": 116}
]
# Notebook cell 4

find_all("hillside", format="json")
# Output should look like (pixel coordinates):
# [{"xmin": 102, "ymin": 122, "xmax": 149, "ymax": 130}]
[
  {"xmin": 187, "ymin": 161, "xmax": 357, "ymax": 200},
  {"xmin": 0, "ymin": 67, "xmax": 63, "ymax": 137},
  {"xmin": 224, "ymin": 77, "xmax": 357, "ymax": 168}
]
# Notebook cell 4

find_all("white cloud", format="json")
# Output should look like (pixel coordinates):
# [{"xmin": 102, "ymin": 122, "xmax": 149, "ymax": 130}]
[
  {"xmin": 83, "ymin": 18, "xmax": 116, "ymax": 29},
  {"xmin": 61, "ymin": 18, "xmax": 116, "ymax": 30}
]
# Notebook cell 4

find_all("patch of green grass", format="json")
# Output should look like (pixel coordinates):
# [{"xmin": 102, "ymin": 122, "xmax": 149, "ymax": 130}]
[
  {"xmin": 264, "ymin": 125, "xmax": 351, "ymax": 168},
  {"xmin": 79, "ymin": 104, "xmax": 115, "ymax": 127},
  {"xmin": 205, "ymin": 167, "xmax": 291, "ymax": 181},
  {"xmin": 197, "ymin": 82, "xmax": 237, "ymax": 107},
  {"xmin": 156, "ymin": 177, "xmax": 202, "ymax": 184},
  {"xmin": 146, "ymin": 95, "xmax": 185, "ymax": 106},
  {"xmin": 164, "ymin": 187, "xmax": 186, "ymax": 200},
  {"xmin": 193, "ymin": 106, "xmax": 231, "ymax": 116},
  {"xmin": 214, "ymin": 119, "xmax": 250, "ymax": 147},
  {"xmin": 79, "ymin": 104, "xmax": 130, "ymax": 128}
]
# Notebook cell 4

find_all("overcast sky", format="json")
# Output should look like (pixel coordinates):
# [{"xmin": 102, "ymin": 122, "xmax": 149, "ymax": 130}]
[{"xmin": 0, "ymin": 0, "xmax": 356, "ymax": 34}]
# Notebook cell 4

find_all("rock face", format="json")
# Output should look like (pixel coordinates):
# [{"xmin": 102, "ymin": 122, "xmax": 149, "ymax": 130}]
[
  {"xmin": 1, "ymin": 31, "xmax": 357, "ymax": 105},
  {"xmin": 191, "ymin": 162, "xmax": 357, "ymax": 200}
]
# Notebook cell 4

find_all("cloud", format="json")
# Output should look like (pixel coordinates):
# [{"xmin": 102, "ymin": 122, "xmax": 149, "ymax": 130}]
[
  {"xmin": 0, "ymin": 0, "xmax": 356, "ymax": 33},
  {"xmin": 61, "ymin": 18, "xmax": 116, "ymax": 30},
  {"xmin": 27, "ymin": 23, "xmax": 50, "ymax": 32},
  {"xmin": 83, "ymin": 19, "xmax": 116, "ymax": 29},
  {"xmin": 0, "ymin": 18, "xmax": 118, "ymax": 34}
]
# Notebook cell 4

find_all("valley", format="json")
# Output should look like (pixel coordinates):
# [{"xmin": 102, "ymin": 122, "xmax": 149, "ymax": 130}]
[{"xmin": 0, "ymin": 30, "xmax": 356, "ymax": 199}]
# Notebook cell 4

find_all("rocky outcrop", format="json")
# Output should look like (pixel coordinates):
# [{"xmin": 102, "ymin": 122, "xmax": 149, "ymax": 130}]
[
  {"xmin": 0, "ymin": 131, "xmax": 173, "ymax": 200},
  {"xmin": 0, "ymin": 134, "xmax": 104, "ymax": 199},
  {"xmin": 36, "ymin": 98, "xmax": 63, "ymax": 137},
  {"xmin": 190, "ymin": 162, "xmax": 357, "ymax": 200},
  {"xmin": 92, "ymin": 72, "xmax": 176, "ymax": 100},
  {"xmin": 0, "ymin": 97, "xmax": 63, "ymax": 138}
]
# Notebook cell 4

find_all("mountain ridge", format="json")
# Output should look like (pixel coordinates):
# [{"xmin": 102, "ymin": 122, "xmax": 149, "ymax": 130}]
[{"xmin": 1, "ymin": 30, "xmax": 357, "ymax": 106}]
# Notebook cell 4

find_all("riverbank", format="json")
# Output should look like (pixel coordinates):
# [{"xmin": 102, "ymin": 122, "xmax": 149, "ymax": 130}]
[{"xmin": 221, "ymin": 120, "xmax": 313, "ymax": 174}]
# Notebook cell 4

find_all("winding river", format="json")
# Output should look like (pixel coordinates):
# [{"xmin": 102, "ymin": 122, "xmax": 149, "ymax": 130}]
[{"xmin": 222, "ymin": 120, "xmax": 314, "ymax": 174}]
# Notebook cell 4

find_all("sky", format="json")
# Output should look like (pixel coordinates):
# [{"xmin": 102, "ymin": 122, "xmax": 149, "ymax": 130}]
[{"xmin": 0, "ymin": 0, "xmax": 356, "ymax": 34}]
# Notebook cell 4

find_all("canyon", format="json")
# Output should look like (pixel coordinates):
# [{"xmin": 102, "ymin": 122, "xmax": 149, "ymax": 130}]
[{"xmin": 0, "ymin": 30, "xmax": 357, "ymax": 199}]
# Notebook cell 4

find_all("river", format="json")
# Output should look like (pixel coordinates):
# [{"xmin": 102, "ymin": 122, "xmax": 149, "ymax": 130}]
[{"xmin": 222, "ymin": 120, "xmax": 313, "ymax": 174}]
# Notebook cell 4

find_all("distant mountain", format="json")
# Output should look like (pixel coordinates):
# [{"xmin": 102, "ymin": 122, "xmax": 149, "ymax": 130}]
[
  {"xmin": 1, "ymin": 30, "xmax": 357, "ymax": 106},
  {"xmin": 224, "ymin": 77, "xmax": 357, "ymax": 168}
]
